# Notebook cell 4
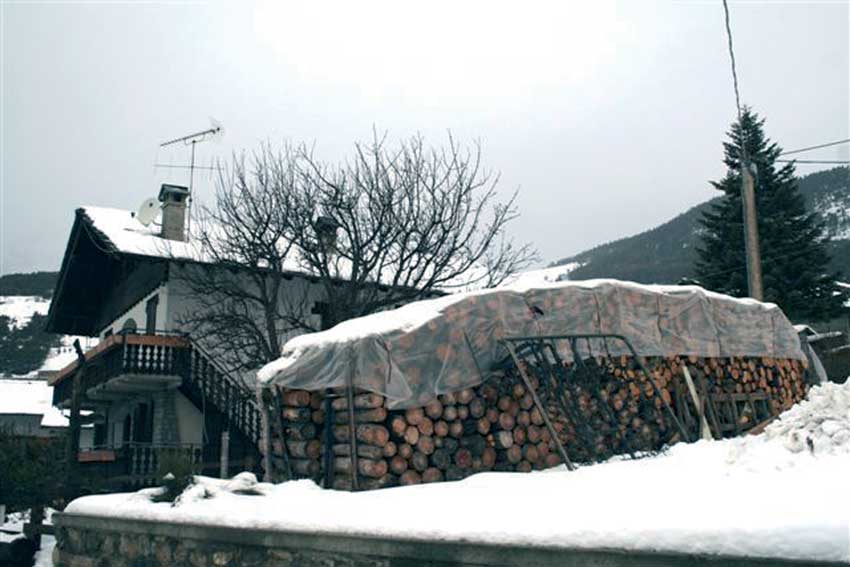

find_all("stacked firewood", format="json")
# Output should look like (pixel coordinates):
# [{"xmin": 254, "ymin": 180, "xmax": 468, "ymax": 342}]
[
  {"xmin": 266, "ymin": 355, "xmax": 809, "ymax": 490},
  {"xmin": 269, "ymin": 390, "xmax": 325, "ymax": 480}
]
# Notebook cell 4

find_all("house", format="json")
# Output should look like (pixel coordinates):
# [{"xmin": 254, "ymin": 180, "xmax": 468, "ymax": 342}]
[
  {"xmin": 44, "ymin": 184, "xmax": 333, "ymax": 488},
  {"xmin": 796, "ymin": 325, "xmax": 850, "ymax": 383},
  {"xmin": 0, "ymin": 377, "xmax": 93, "ymax": 446}
]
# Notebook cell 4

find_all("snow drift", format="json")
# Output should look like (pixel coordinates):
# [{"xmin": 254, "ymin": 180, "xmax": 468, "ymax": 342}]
[{"xmin": 66, "ymin": 380, "xmax": 850, "ymax": 563}]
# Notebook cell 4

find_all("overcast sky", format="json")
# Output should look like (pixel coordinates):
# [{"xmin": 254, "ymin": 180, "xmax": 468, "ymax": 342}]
[{"xmin": 1, "ymin": 0, "xmax": 848, "ymax": 275}]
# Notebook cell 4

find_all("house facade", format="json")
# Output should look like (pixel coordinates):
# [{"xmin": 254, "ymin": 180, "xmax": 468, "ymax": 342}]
[
  {"xmin": 45, "ymin": 185, "xmax": 326, "ymax": 488},
  {"xmin": 0, "ymin": 377, "xmax": 93, "ymax": 446}
]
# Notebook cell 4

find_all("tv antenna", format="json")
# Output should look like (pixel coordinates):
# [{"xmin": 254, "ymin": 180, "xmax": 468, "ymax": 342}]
[{"xmin": 158, "ymin": 119, "xmax": 224, "ymax": 234}]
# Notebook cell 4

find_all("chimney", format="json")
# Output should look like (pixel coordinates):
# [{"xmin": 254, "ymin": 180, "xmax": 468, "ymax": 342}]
[{"xmin": 158, "ymin": 184, "xmax": 190, "ymax": 241}]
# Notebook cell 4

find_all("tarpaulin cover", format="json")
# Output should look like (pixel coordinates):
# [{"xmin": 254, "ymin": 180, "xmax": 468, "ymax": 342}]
[{"xmin": 258, "ymin": 280, "xmax": 805, "ymax": 409}]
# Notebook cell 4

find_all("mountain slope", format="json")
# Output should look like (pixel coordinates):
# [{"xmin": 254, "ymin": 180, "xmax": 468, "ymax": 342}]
[
  {"xmin": 554, "ymin": 167, "xmax": 850, "ymax": 284},
  {"xmin": 0, "ymin": 272, "xmax": 67, "ymax": 376}
]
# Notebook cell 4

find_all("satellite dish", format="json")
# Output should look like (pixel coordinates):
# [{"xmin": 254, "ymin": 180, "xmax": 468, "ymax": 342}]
[{"xmin": 137, "ymin": 197, "xmax": 160, "ymax": 226}]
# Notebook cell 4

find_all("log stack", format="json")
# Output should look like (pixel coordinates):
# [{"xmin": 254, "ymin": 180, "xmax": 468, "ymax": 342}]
[
  {"xmin": 266, "ymin": 354, "xmax": 809, "ymax": 490},
  {"xmin": 269, "ymin": 389, "xmax": 325, "ymax": 482}
]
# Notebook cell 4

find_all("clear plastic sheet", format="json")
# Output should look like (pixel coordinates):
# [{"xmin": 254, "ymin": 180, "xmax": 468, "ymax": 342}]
[{"xmin": 259, "ymin": 281, "xmax": 805, "ymax": 409}]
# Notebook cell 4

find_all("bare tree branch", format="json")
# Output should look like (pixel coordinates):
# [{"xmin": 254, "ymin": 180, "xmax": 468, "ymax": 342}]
[{"xmin": 172, "ymin": 134, "xmax": 535, "ymax": 370}]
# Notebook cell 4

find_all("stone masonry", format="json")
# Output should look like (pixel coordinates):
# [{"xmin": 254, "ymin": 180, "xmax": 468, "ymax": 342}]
[{"xmin": 52, "ymin": 513, "xmax": 839, "ymax": 567}]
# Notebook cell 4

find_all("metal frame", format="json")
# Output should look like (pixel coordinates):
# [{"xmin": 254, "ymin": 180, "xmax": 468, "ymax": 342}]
[{"xmin": 501, "ymin": 333, "xmax": 691, "ymax": 467}]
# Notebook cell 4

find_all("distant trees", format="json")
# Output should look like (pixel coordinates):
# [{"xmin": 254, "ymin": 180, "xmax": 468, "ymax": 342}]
[
  {"xmin": 176, "ymin": 134, "xmax": 534, "ymax": 373},
  {"xmin": 0, "ymin": 313, "xmax": 59, "ymax": 376},
  {"xmin": 696, "ymin": 108, "xmax": 849, "ymax": 322},
  {"xmin": 0, "ymin": 431, "xmax": 66, "ymax": 512}
]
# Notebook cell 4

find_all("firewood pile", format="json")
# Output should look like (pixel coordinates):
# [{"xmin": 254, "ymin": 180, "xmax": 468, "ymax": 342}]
[{"xmin": 264, "ymin": 353, "xmax": 810, "ymax": 490}]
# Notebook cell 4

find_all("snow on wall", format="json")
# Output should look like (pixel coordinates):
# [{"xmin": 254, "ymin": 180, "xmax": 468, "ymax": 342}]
[{"xmin": 64, "ymin": 381, "xmax": 850, "ymax": 562}]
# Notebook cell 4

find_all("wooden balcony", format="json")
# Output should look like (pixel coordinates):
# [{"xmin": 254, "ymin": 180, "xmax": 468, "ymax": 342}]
[
  {"xmin": 50, "ymin": 333, "xmax": 192, "ymax": 409},
  {"xmin": 49, "ymin": 331, "xmax": 262, "ymax": 451}
]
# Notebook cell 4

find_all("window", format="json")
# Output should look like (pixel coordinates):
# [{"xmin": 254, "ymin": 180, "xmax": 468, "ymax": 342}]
[
  {"xmin": 145, "ymin": 295, "xmax": 159, "ymax": 334},
  {"xmin": 121, "ymin": 318, "xmax": 138, "ymax": 334}
]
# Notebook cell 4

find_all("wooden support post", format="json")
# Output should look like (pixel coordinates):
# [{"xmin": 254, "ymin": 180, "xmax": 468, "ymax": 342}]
[
  {"xmin": 322, "ymin": 390, "xmax": 335, "ymax": 488},
  {"xmin": 346, "ymin": 365, "xmax": 360, "ymax": 491},
  {"xmin": 27, "ymin": 506, "xmax": 44, "ymax": 550},
  {"xmin": 65, "ymin": 339, "xmax": 86, "ymax": 499},
  {"xmin": 258, "ymin": 389, "xmax": 273, "ymax": 482},
  {"xmin": 270, "ymin": 389, "xmax": 292, "ymax": 481},
  {"xmin": 504, "ymin": 342, "xmax": 575, "ymax": 471},
  {"xmin": 682, "ymin": 365, "xmax": 712, "ymax": 440},
  {"xmin": 219, "ymin": 430, "xmax": 230, "ymax": 479}
]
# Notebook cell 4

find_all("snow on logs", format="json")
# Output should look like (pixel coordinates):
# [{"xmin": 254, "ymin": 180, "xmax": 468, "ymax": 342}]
[{"xmin": 266, "ymin": 355, "xmax": 808, "ymax": 490}]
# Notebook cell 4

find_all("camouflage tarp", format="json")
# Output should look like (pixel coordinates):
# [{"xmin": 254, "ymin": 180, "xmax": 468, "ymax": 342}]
[{"xmin": 258, "ymin": 280, "xmax": 805, "ymax": 409}]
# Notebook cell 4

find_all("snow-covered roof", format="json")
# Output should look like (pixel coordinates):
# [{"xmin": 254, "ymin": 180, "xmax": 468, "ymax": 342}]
[
  {"xmin": 81, "ymin": 206, "xmax": 202, "ymax": 261},
  {"xmin": 80, "ymin": 206, "xmax": 312, "ymax": 275},
  {"xmin": 0, "ymin": 378, "xmax": 69, "ymax": 427}
]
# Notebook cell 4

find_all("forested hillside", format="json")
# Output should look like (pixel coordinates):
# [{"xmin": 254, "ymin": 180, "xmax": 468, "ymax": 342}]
[
  {"xmin": 0, "ymin": 271, "xmax": 60, "ymax": 376},
  {"xmin": 554, "ymin": 167, "xmax": 850, "ymax": 283}
]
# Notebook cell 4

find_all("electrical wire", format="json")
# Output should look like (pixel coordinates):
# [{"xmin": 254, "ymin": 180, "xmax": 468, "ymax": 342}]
[
  {"xmin": 780, "ymin": 138, "xmax": 850, "ymax": 156},
  {"xmin": 722, "ymin": 0, "xmax": 744, "ymax": 127},
  {"xmin": 694, "ymin": 245, "xmax": 829, "ymax": 281},
  {"xmin": 777, "ymin": 159, "xmax": 850, "ymax": 165}
]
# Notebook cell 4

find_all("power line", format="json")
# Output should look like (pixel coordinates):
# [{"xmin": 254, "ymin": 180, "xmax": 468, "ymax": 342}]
[
  {"xmin": 777, "ymin": 159, "xmax": 850, "ymax": 164},
  {"xmin": 695, "ymin": 245, "xmax": 819, "ymax": 281},
  {"xmin": 780, "ymin": 138, "xmax": 850, "ymax": 156},
  {"xmin": 721, "ymin": 0, "xmax": 763, "ymax": 301},
  {"xmin": 722, "ymin": 0, "xmax": 744, "ymax": 125}
]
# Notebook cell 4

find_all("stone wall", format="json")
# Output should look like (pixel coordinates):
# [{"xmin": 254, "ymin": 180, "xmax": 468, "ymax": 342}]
[{"xmin": 52, "ymin": 513, "xmax": 840, "ymax": 567}]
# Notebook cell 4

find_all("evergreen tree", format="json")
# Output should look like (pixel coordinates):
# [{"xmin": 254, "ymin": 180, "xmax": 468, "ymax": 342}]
[{"xmin": 696, "ymin": 108, "xmax": 849, "ymax": 322}]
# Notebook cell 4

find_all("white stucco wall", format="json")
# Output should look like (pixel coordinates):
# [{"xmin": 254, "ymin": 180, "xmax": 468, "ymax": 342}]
[
  {"xmin": 103, "ymin": 390, "xmax": 202, "ymax": 447},
  {"xmin": 166, "ymin": 263, "xmax": 325, "ymax": 354},
  {"xmin": 99, "ymin": 284, "xmax": 170, "ymax": 339},
  {"xmin": 174, "ymin": 391, "xmax": 203, "ymax": 446}
]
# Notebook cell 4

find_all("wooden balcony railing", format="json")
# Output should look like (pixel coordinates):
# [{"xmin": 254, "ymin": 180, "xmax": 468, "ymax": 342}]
[
  {"xmin": 50, "ymin": 332, "xmax": 262, "ymax": 448},
  {"xmin": 77, "ymin": 443, "xmax": 203, "ymax": 488}
]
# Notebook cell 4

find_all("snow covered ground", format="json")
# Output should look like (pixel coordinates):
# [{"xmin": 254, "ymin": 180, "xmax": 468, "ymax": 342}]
[
  {"xmin": 0, "ymin": 294, "xmax": 91, "ymax": 377},
  {"xmin": 0, "ymin": 295, "xmax": 50, "ymax": 329},
  {"xmin": 66, "ymin": 381, "xmax": 850, "ymax": 563},
  {"xmin": 1, "ymin": 510, "xmax": 56, "ymax": 567},
  {"xmin": 502, "ymin": 262, "xmax": 581, "ymax": 287}
]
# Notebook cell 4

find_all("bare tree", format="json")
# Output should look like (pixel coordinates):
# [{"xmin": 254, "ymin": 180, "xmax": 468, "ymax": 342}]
[{"xmin": 174, "ymin": 134, "xmax": 534, "ymax": 372}]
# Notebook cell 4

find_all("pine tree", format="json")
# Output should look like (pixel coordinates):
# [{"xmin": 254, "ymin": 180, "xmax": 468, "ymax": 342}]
[{"xmin": 696, "ymin": 108, "xmax": 849, "ymax": 322}]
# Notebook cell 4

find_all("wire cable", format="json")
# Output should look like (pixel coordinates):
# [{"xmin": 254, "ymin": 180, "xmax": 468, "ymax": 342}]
[
  {"xmin": 780, "ymin": 138, "xmax": 850, "ymax": 157},
  {"xmin": 777, "ymin": 159, "xmax": 850, "ymax": 165},
  {"xmin": 695, "ymin": 245, "xmax": 831, "ymax": 281},
  {"xmin": 722, "ymin": 0, "xmax": 744, "ymax": 127}
]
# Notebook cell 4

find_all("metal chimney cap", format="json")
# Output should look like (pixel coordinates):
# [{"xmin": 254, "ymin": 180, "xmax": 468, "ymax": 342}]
[{"xmin": 158, "ymin": 183, "xmax": 190, "ymax": 202}]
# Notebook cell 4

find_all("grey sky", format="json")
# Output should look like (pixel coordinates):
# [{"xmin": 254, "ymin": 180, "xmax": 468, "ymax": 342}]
[{"xmin": 1, "ymin": 0, "xmax": 848, "ymax": 275}]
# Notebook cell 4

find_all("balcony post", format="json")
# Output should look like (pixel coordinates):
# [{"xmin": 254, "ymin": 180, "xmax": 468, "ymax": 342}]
[{"xmin": 65, "ymin": 339, "xmax": 87, "ymax": 499}]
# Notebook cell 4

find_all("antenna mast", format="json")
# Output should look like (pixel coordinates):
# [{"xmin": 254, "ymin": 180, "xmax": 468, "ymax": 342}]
[{"xmin": 159, "ymin": 122, "xmax": 223, "ymax": 235}]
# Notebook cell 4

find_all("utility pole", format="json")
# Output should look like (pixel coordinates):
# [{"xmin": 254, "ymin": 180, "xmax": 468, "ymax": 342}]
[
  {"xmin": 721, "ymin": 0, "xmax": 763, "ymax": 301},
  {"xmin": 740, "ymin": 162, "xmax": 764, "ymax": 301}
]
